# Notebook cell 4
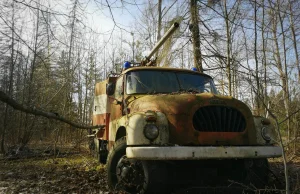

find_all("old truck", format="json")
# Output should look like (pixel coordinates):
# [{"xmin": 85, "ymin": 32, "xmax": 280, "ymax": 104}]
[{"xmin": 91, "ymin": 23, "xmax": 282, "ymax": 193}]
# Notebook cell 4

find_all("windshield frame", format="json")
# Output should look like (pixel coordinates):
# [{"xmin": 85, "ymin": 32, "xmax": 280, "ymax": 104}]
[{"xmin": 125, "ymin": 69, "xmax": 218, "ymax": 95}]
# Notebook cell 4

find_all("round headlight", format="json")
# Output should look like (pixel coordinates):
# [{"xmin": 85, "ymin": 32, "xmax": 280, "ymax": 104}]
[
  {"xmin": 144, "ymin": 124, "xmax": 159, "ymax": 140},
  {"xmin": 261, "ymin": 127, "xmax": 271, "ymax": 142}
]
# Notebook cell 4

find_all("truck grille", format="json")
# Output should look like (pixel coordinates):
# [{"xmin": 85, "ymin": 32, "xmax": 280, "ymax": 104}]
[{"xmin": 193, "ymin": 106, "xmax": 246, "ymax": 132}]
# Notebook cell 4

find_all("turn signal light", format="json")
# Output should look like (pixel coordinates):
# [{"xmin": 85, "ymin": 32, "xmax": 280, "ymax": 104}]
[
  {"xmin": 145, "ymin": 115, "xmax": 156, "ymax": 122},
  {"xmin": 145, "ymin": 110, "xmax": 157, "ymax": 122}
]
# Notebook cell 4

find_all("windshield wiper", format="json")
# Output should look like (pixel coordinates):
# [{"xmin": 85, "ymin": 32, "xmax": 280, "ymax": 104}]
[
  {"xmin": 176, "ymin": 88, "xmax": 200, "ymax": 94},
  {"xmin": 147, "ymin": 90, "xmax": 157, "ymax": 94},
  {"xmin": 147, "ymin": 90, "xmax": 168, "ymax": 94}
]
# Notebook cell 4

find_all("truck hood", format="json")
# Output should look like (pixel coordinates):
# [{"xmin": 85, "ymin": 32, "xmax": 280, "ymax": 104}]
[
  {"xmin": 128, "ymin": 93, "xmax": 250, "ymax": 115},
  {"xmin": 128, "ymin": 93, "xmax": 256, "ymax": 145}
]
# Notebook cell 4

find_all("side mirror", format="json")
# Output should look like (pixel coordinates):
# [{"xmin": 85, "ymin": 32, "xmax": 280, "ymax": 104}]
[{"xmin": 106, "ymin": 83, "xmax": 115, "ymax": 96}]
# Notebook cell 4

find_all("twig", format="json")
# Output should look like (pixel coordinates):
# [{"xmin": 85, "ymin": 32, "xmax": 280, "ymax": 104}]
[{"xmin": 279, "ymin": 108, "xmax": 300, "ymax": 125}]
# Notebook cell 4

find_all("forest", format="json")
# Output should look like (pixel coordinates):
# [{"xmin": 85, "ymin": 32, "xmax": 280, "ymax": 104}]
[{"xmin": 0, "ymin": 0, "xmax": 299, "ymax": 193}]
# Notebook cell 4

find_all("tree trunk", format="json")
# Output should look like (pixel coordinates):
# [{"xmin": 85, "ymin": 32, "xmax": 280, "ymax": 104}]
[
  {"xmin": 155, "ymin": 0, "xmax": 162, "ymax": 59},
  {"xmin": 66, "ymin": 0, "xmax": 78, "ymax": 115},
  {"xmin": 277, "ymin": 0, "xmax": 290, "ymax": 141},
  {"xmin": 224, "ymin": 0, "xmax": 232, "ymax": 96},
  {"xmin": 261, "ymin": 0, "xmax": 268, "ymax": 111},
  {"xmin": 1, "ymin": 1, "xmax": 15, "ymax": 153},
  {"xmin": 288, "ymin": 0, "xmax": 300, "ymax": 83},
  {"xmin": 254, "ymin": 0, "xmax": 260, "ymax": 115},
  {"xmin": 190, "ymin": 0, "xmax": 203, "ymax": 72}
]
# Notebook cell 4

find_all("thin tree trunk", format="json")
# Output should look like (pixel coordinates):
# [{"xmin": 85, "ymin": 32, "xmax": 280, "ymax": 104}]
[
  {"xmin": 277, "ymin": 0, "xmax": 290, "ymax": 141},
  {"xmin": 1, "ymin": 1, "xmax": 15, "ymax": 153},
  {"xmin": 261, "ymin": 0, "xmax": 268, "ymax": 111},
  {"xmin": 224, "ymin": 0, "xmax": 231, "ymax": 96},
  {"xmin": 155, "ymin": 0, "xmax": 162, "ymax": 59},
  {"xmin": 66, "ymin": 0, "xmax": 78, "ymax": 114},
  {"xmin": 190, "ymin": 0, "xmax": 203, "ymax": 72},
  {"xmin": 241, "ymin": 26, "xmax": 255, "ymax": 109},
  {"xmin": 254, "ymin": 0, "xmax": 260, "ymax": 115},
  {"xmin": 288, "ymin": 0, "xmax": 300, "ymax": 83}
]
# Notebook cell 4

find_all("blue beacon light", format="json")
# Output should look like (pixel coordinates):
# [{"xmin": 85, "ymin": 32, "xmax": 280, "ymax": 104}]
[
  {"xmin": 191, "ymin": 67, "xmax": 198, "ymax": 71},
  {"xmin": 123, "ymin": 61, "xmax": 131, "ymax": 70}
]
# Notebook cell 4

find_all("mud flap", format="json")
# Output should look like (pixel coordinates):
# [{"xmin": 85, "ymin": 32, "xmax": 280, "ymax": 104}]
[{"xmin": 99, "ymin": 140, "xmax": 108, "ymax": 164}]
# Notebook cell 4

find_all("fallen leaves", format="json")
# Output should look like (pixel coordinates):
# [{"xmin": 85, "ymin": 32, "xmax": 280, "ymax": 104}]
[{"xmin": 0, "ymin": 153, "xmax": 109, "ymax": 194}]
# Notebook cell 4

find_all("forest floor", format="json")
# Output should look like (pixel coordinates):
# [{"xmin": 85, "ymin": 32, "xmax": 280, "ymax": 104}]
[
  {"xmin": 0, "ymin": 150, "xmax": 109, "ymax": 194},
  {"xmin": 0, "ymin": 146, "xmax": 299, "ymax": 194}
]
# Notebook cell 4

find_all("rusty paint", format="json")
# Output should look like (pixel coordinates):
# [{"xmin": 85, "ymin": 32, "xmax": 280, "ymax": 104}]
[
  {"xmin": 94, "ymin": 82, "xmax": 106, "ymax": 96},
  {"xmin": 92, "ymin": 113, "xmax": 110, "ymax": 140},
  {"xmin": 92, "ymin": 114, "xmax": 108, "ymax": 139},
  {"xmin": 127, "ymin": 93, "xmax": 255, "ymax": 146}
]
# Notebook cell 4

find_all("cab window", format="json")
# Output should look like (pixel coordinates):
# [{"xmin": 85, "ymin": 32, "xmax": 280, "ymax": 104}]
[{"xmin": 115, "ymin": 76, "xmax": 123, "ymax": 99}]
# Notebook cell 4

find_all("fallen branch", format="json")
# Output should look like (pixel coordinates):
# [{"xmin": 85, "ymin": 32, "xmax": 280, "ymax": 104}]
[{"xmin": 0, "ymin": 90, "xmax": 104, "ymax": 130}]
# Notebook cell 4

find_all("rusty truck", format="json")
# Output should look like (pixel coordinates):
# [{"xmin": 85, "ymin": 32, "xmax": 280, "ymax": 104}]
[{"xmin": 91, "ymin": 22, "xmax": 282, "ymax": 193}]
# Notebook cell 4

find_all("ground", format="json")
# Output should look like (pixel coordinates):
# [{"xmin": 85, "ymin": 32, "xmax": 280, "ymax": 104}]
[
  {"xmin": 0, "ymin": 148, "xmax": 299, "ymax": 194},
  {"xmin": 0, "ymin": 151, "xmax": 109, "ymax": 194}
]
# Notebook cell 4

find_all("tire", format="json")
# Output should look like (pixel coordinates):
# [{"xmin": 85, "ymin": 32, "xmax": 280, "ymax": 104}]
[{"xmin": 106, "ymin": 137, "xmax": 167, "ymax": 193}]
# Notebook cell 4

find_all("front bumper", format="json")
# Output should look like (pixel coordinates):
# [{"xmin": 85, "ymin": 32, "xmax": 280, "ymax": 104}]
[{"xmin": 126, "ymin": 146, "xmax": 282, "ymax": 160}]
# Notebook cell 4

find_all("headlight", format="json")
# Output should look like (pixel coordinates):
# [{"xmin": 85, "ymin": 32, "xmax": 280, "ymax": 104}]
[
  {"xmin": 144, "ymin": 124, "xmax": 159, "ymax": 140},
  {"xmin": 261, "ymin": 127, "xmax": 271, "ymax": 142}
]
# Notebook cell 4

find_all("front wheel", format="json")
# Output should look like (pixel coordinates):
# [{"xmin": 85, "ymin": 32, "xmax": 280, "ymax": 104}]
[{"xmin": 106, "ymin": 137, "xmax": 167, "ymax": 193}]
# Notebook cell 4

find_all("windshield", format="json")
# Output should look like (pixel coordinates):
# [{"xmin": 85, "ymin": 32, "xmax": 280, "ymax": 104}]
[{"xmin": 126, "ymin": 70, "xmax": 218, "ymax": 94}]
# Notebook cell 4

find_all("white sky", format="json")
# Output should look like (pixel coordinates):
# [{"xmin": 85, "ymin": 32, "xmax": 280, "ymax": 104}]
[{"xmin": 82, "ymin": 0, "xmax": 154, "ymax": 38}]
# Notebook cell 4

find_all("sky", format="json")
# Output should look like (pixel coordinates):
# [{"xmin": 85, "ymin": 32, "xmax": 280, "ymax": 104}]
[
  {"xmin": 82, "ymin": 0, "xmax": 165, "ymax": 40},
  {"xmin": 85, "ymin": 1, "xmax": 139, "ymax": 33}
]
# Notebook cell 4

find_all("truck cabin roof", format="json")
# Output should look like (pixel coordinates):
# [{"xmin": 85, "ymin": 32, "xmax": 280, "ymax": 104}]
[{"xmin": 120, "ymin": 66, "xmax": 213, "ymax": 79}]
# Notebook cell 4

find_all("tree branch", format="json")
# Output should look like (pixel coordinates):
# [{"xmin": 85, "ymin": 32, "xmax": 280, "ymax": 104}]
[
  {"xmin": 0, "ymin": 90, "xmax": 103, "ymax": 130},
  {"xmin": 279, "ymin": 108, "xmax": 300, "ymax": 125}
]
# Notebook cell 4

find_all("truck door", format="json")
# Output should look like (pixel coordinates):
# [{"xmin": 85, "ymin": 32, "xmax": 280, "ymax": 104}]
[{"xmin": 109, "ymin": 75, "xmax": 124, "ymax": 123}]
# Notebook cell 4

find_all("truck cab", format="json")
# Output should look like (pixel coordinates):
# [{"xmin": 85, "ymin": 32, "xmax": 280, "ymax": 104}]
[{"xmin": 92, "ymin": 65, "xmax": 282, "ymax": 193}]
